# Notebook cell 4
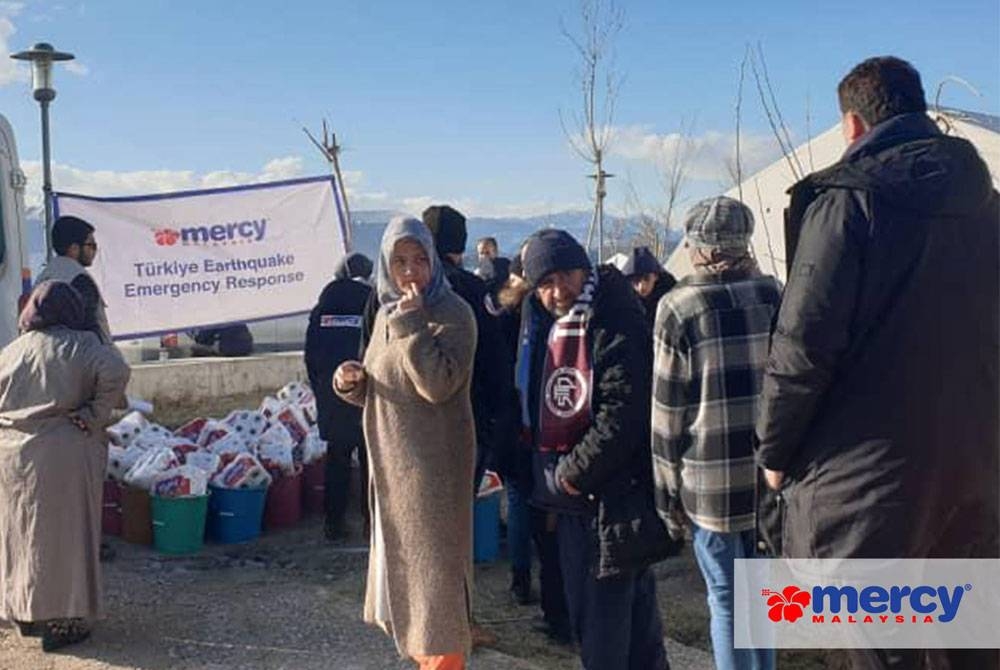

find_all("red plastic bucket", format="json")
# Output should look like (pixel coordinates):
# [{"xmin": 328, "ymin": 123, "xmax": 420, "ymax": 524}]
[
  {"xmin": 301, "ymin": 458, "xmax": 326, "ymax": 516},
  {"xmin": 102, "ymin": 479, "xmax": 123, "ymax": 536},
  {"xmin": 264, "ymin": 468, "xmax": 303, "ymax": 530}
]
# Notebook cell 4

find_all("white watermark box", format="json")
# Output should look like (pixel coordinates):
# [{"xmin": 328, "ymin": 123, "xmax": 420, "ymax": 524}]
[{"xmin": 734, "ymin": 559, "xmax": 1000, "ymax": 648}]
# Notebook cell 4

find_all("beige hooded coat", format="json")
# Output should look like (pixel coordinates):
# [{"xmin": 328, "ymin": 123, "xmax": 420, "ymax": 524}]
[
  {"xmin": 0, "ymin": 328, "xmax": 129, "ymax": 622},
  {"xmin": 338, "ymin": 289, "xmax": 477, "ymax": 658}
]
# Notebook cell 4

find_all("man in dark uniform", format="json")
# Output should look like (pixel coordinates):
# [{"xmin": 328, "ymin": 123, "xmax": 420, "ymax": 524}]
[{"xmin": 305, "ymin": 252, "xmax": 374, "ymax": 540}]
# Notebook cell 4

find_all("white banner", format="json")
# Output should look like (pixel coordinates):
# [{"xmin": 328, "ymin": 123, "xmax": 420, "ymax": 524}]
[
  {"xmin": 735, "ymin": 559, "xmax": 1000, "ymax": 649},
  {"xmin": 54, "ymin": 176, "xmax": 347, "ymax": 339}
]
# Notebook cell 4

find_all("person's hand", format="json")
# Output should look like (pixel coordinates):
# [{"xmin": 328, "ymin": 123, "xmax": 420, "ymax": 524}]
[
  {"xmin": 397, "ymin": 283, "xmax": 424, "ymax": 314},
  {"xmin": 665, "ymin": 495, "xmax": 688, "ymax": 541},
  {"xmin": 764, "ymin": 468, "xmax": 785, "ymax": 490},
  {"xmin": 69, "ymin": 414, "xmax": 90, "ymax": 435},
  {"xmin": 333, "ymin": 361, "xmax": 366, "ymax": 392},
  {"xmin": 559, "ymin": 477, "xmax": 582, "ymax": 496}
]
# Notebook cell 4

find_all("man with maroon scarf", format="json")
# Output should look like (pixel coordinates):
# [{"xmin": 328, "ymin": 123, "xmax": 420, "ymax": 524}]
[{"xmin": 516, "ymin": 229, "xmax": 671, "ymax": 670}]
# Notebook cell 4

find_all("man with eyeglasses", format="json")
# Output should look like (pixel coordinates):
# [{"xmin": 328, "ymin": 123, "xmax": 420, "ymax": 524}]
[{"xmin": 36, "ymin": 215, "xmax": 111, "ymax": 343}]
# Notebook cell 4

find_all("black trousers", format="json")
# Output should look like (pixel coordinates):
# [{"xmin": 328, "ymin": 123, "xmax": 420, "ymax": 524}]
[
  {"xmin": 324, "ymin": 438, "xmax": 369, "ymax": 529},
  {"xmin": 531, "ymin": 508, "xmax": 569, "ymax": 631}
]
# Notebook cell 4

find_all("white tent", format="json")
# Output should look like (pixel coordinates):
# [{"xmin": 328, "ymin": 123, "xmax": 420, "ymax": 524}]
[{"xmin": 665, "ymin": 109, "xmax": 1000, "ymax": 283}]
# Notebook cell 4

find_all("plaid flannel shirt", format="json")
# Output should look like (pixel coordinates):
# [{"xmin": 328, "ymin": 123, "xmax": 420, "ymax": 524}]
[{"xmin": 651, "ymin": 269, "xmax": 782, "ymax": 533}]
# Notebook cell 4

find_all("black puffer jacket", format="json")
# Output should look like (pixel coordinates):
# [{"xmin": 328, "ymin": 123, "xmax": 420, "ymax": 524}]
[
  {"xmin": 524, "ymin": 265, "xmax": 673, "ymax": 577},
  {"xmin": 756, "ymin": 113, "xmax": 999, "ymax": 558}
]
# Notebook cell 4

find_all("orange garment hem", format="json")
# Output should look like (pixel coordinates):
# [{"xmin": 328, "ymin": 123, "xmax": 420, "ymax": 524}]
[{"xmin": 412, "ymin": 653, "xmax": 464, "ymax": 670}]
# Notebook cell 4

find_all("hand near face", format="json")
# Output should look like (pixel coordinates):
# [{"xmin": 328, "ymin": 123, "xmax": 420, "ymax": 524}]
[
  {"xmin": 334, "ymin": 360, "xmax": 366, "ymax": 392},
  {"xmin": 397, "ymin": 283, "xmax": 424, "ymax": 314}
]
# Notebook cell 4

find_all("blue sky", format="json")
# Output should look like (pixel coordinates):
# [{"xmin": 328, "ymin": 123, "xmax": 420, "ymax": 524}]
[{"xmin": 0, "ymin": 0, "xmax": 997, "ymax": 218}]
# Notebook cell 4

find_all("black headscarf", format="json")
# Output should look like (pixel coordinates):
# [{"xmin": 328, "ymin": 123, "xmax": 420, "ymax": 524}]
[{"xmin": 18, "ymin": 281, "xmax": 86, "ymax": 333}]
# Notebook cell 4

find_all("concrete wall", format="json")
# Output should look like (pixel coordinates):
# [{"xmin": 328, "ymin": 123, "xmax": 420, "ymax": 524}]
[{"xmin": 126, "ymin": 351, "xmax": 307, "ymax": 406}]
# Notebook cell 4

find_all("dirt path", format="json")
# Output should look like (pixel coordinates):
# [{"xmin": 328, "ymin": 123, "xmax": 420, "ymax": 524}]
[{"xmin": 0, "ymin": 516, "xmax": 721, "ymax": 669}]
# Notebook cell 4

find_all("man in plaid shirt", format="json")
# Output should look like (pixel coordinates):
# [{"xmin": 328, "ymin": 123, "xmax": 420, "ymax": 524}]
[{"xmin": 651, "ymin": 196, "xmax": 781, "ymax": 670}]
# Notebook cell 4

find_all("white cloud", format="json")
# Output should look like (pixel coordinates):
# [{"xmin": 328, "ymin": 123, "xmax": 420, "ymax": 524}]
[
  {"xmin": 20, "ymin": 156, "xmax": 309, "ymax": 208},
  {"xmin": 64, "ymin": 60, "xmax": 88, "ymax": 76},
  {"xmin": 607, "ymin": 124, "xmax": 784, "ymax": 185},
  {"xmin": 19, "ymin": 156, "xmax": 586, "ymax": 221},
  {"xmin": 0, "ymin": 3, "xmax": 29, "ymax": 87}
]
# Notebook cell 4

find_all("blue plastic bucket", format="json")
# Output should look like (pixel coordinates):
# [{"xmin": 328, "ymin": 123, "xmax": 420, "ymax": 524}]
[
  {"xmin": 206, "ymin": 484, "xmax": 267, "ymax": 544},
  {"xmin": 473, "ymin": 491, "xmax": 501, "ymax": 563}
]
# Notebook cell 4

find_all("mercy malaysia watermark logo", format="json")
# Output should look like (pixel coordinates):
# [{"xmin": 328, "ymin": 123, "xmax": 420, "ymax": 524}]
[
  {"xmin": 154, "ymin": 218, "xmax": 268, "ymax": 247},
  {"xmin": 760, "ymin": 583, "xmax": 971, "ymax": 625}
]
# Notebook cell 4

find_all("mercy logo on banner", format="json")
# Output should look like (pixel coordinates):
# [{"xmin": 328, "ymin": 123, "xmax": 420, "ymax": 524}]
[
  {"xmin": 53, "ymin": 176, "xmax": 348, "ymax": 339},
  {"xmin": 734, "ymin": 559, "xmax": 1000, "ymax": 649}
]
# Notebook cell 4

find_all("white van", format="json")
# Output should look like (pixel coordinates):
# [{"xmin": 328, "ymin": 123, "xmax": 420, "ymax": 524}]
[{"xmin": 0, "ymin": 113, "xmax": 30, "ymax": 347}]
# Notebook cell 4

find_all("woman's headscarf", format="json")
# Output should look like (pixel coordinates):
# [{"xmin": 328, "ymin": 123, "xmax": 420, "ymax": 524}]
[
  {"xmin": 376, "ymin": 216, "xmax": 449, "ymax": 313},
  {"xmin": 18, "ymin": 280, "xmax": 86, "ymax": 333}
]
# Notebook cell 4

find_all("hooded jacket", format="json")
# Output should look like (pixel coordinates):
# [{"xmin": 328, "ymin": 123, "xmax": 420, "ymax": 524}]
[
  {"xmin": 305, "ymin": 256, "xmax": 373, "ymax": 445},
  {"xmin": 756, "ymin": 113, "xmax": 999, "ymax": 558},
  {"xmin": 522, "ymin": 265, "xmax": 674, "ymax": 577}
]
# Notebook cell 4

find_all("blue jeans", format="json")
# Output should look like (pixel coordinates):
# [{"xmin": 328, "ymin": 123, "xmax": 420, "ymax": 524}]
[
  {"xmin": 691, "ymin": 525, "xmax": 775, "ymax": 670},
  {"xmin": 557, "ymin": 514, "xmax": 668, "ymax": 670},
  {"xmin": 506, "ymin": 480, "xmax": 532, "ymax": 573}
]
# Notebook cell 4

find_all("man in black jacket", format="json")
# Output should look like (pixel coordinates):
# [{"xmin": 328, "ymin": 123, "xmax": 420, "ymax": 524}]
[
  {"xmin": 518, "ymin": 229, "xmax": 670, "ymax": 670},
  {"xmin": 305, "ymin": 252, "xmax": 373, "ymax": 540},
  {"xmin": 620, "ymin": 246, "xmax": 676, "ymax": 329},
  {"xmin": 421, "ymin": 206, "xmax": 510, "ymax": 490},
  {"xmin": 756, "ymin": 57, "xmax": 998, "ymax": 667}
]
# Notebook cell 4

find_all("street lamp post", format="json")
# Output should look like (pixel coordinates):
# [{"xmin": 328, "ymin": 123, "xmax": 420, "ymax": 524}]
[{"xmin": 11, "ymin": 42, "xmax": 75, "ymax": 260}]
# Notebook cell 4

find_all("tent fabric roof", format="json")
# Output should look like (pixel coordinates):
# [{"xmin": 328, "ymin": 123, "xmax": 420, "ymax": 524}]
[{"xmin": 665, "ymin": 110, "xmax": 1000, "ymax": 283}]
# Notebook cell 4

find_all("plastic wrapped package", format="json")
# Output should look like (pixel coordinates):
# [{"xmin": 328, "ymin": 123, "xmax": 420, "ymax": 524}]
[
  {"xmin": 197, "ymin": 420, "xmax": 232, "ymax": 448},
  {"xmin": 301, "ymin": 427, "xmax": 328, "ymax": 465},
  {"xmin": 167, "ymin": 439, "xmax": 201, "ymax": 463},
  {"xmin": 207, "ymin": 433, "xmax": 249, "ymax": 459},
  {"xmin": 258, "ymin": 396, "xmax": 284, "ymax": 420},
  {"xmin": 175, "ymin": 417, "xmax": 208, "ymax": 442},
  {"xmin": 274, "ymin": 405, "xmax": 310, "ymax": 446},
  {"xmin": 125, "ymin": 447, "xmax": 181, "ymax": 490},
  {"xmin": 186, "ymin": 451, "xmax": 222, "ymax": 475},
  {"xmin": 277, "ymin": 381, "xmax": 310, "ymax": 404},
  {"xmin": 223, "ymin": 410, "xmax": 269, "ymax": 442},
  {"xmin": 151, "ymin": 465, "xmax": 209, "ymax": 498},
  {"xmin": 258, "ymin": 440, "xmax": 296, "ymax": 477},
  {"xmin": 107, "ymin": 411, "xmax": 150, "ymax": 447},
  {"xmin": 211, "ymin": 453, "xmax": 273, "ymax": 489}
]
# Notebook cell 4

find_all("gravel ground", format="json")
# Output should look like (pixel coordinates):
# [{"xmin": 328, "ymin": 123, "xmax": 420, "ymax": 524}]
[{"xmin": 0, "ymin": 513, "xmax": 720, "ymax": 670}]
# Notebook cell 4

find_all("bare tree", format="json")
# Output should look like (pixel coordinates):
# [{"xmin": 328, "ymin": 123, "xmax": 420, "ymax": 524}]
[
  {"xmin": 560, "ymin": 0, "xmax": 624, "ymax": 262},
  {"xmin": 656, "ymin": 121, "xmax": 693, "ymax": 257}
]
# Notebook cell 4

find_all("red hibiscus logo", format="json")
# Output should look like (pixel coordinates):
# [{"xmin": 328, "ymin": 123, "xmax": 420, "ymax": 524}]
[
  {"xmin": 763, "ymin": 586, "xmax": 811, "ymax": 622},
  {"xmin": 154, "ymin": 228, "xmax": 180, "ymax": 246}
]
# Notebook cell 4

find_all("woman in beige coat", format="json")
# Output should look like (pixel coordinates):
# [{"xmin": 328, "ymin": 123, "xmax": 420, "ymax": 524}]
[
  {"xmin": 335, "ymin": 216, "xmax": 476, "ymax": 670},
  {"xmin": 0, "ymin": 281, "xmax": 130, "ymax": 651}
]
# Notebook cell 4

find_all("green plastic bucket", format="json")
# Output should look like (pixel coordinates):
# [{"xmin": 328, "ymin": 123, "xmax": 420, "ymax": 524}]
[{"xmin": 151, "ymin": 494, "xmax": 209, "ymax": 555}]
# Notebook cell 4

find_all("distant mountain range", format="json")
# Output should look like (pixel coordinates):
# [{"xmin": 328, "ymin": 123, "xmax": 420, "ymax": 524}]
[{"xmin": 350, "ymin": 209, "xmax": 683, "ymax": 265}]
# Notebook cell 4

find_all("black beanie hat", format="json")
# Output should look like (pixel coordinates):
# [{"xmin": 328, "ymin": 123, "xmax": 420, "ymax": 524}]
[
  {"xmin": 620, "ymin": 246, "xmax": 662, "ymax": 278},
  {"xmin": 422, "ymin": 205, "xmax": 467, "ymax": 256},
  {"xmin": 335, "ymin": 252, "xmax": 373, "ymax": 280},
  {"xmin": 522, "ymin": 229, "xmax": 591, "ymax": 286}
]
